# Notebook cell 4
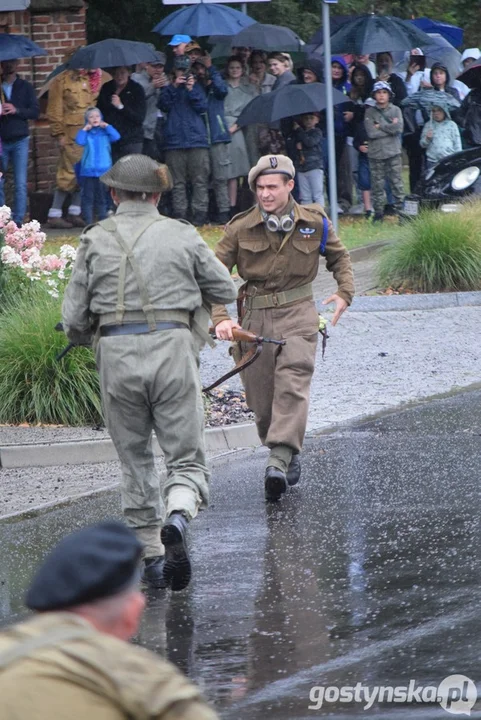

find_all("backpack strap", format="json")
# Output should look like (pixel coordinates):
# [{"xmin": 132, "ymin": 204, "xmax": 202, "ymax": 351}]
[{"xmin": 319, "ymin": 216, "xmax": 329, "ymax": 256}]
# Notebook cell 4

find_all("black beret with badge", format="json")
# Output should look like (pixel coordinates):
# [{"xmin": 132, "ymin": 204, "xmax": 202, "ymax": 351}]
[{"xmin": 25, "ymin": 521, "xmax": 143, "ymax": 611}]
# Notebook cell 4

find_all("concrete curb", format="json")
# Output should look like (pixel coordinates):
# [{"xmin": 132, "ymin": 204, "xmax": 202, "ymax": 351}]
[
  {"xmin": 344, "ymin": 290, "xmax": 481, "ymax": 313},
  {"xmin": 0, "ymin": 423, "xmax": 261, "ymax": 469}
]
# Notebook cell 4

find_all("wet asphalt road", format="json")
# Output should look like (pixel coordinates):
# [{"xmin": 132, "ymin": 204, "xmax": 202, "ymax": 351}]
[{"xmin": 1, "ymin": 390, "xmax": 481, "ymax": 718}]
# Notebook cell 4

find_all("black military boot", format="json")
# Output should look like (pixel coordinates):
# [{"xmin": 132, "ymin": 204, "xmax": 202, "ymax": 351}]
[
  {"xmin": 161, "ymin": 512, "xmax": 191, "ymax": 591},
  {"xmin": 265, "ymin": 466, "xmax": 288, "ymax": 502},
  {"xmin": 286, "ymin": 454, "xmax": 301, "ymax": 486},
  {"xmin": 141, "ymin": 556, "xmax": 167, "ymax": 589}
]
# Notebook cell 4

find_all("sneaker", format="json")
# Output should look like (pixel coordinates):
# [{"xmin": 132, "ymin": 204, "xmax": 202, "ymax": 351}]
[
  {"xmin": 365, "ymin": 209, "xmax": 374, "ymax": 220},
  {"xmin": 336, "ymin": 205, "xmax": 345, "ymax": 215},
  {"xmin": 372, "ymin": 213, "xmax": 384, "ymax": 224},
  {"xmin": 46, "ymin": 217, "xmax": 73, "ymax": 229}
]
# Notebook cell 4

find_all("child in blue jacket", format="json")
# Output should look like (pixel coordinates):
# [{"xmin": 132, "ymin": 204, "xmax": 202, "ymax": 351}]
[{"xmin": 75, "ymin": 107, "xmax": 121, "ymax": 223}]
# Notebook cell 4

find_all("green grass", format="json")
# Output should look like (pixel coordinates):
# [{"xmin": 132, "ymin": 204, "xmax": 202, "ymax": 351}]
[
  {"xmin": 0, "ymin": 286, "xmax": 102, "ymax": 425},
  {"xmin": 43, "ymin": 216, "xmax": 394, "ymax": 256},
  {"xmin": 378, "ymin": 202, "xmax": 481, "ymax": 293}
]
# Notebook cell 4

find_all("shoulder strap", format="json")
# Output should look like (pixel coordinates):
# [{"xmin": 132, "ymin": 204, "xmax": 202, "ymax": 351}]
[
  {"xmin": 0, "ymin": 627, "xmax": 94, "ymax": 671},
  {"xmin": 320, "ymin": 216, "xmax": 329, "ymax": 256},
  {"xmin": 100, "ymin": 216, "xmax": 162, "ymax": 330}
]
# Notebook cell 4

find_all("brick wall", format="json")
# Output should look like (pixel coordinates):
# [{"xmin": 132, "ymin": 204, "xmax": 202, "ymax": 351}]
[{"xmin": 0, "ymin": 2, "xmax": 87, "ymax": 214}]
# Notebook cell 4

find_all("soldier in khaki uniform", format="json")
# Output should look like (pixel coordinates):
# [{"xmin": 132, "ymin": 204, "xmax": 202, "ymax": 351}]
[
  {"xmin": 0, "ymin": 522, "xmax": 219, "ymax": 719},
  {"xmin": 213, "ymin": 154, "xmax": 354, "ymax": 501},
  {"xmin": 46, "ymin": 69, "xmax": 100, "ymax": 228},
  {"xmin": 62, "ymin": 155, "xmax": 237, "ymax": 591}
]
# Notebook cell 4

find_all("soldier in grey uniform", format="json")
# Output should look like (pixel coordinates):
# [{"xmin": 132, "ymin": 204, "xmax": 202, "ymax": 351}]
[{"xmin": 62, "ymin": 155, "xmax": 237, "ymax": 591}]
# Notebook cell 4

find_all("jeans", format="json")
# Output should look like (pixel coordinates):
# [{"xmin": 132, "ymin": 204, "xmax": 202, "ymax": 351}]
[
  {"xmin": 298, "ymin": 168, "xmax": 325, "ymax": 206},
  {"xmin": 0, "ymin": 135, "xmax": 29, "ymax": 225},
  {"xmin": 357, "ymin": 153, "xmax": 371, "ymax": 191},
  {"xmin": 81, "ymin": 177, "xmax": 108, "ymax": 224}
]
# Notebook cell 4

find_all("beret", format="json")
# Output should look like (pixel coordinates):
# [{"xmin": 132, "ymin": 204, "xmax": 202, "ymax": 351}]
[
  {"xmin": 25, "ymin": 521, "xmax": 143, "ymax": 611},
  {"xmin": 248, "ymin": 154, "xmax": 295, "ymax": 192},
  {"xmin": 101, "ymin": 154, "xmax": 173, "ymax": 194}
]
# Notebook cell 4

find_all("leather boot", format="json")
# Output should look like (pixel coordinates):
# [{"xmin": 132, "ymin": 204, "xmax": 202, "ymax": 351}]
[
  {"xmin": 46, "ymin": 217, "xmax": 73, "ymax": 229},
  {"xmin": 286, "ymin": 454, "xmax": 301, "ymax": 486},
  {"xmin": 265, "ymin": 466, "xmax": 287, "ymax": 502},
  {"xmin": 161, "ymin": 512, "xmax": 191, "ymax": 591},
  {"xmin": 141, "ymin": 556, "xmax": 167, "ymax": 589},
  {"xmin": 67, "ymin": 214, "xmax": 86, "ymax": 228}
]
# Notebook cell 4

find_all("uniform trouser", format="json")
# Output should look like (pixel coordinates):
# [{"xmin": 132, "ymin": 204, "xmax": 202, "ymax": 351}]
[
  {"xmin": 165, "ymin": 148, "xmax": 210, "ymax": 219},
  {"xmin": 370, "ymin": 155, "xmax": 404, "ymax": 216},
  {"xmin": 209, "ymin": 142, "xmax": 231, "ymax": 214},
  {"xmin": 96, "ymin": 329, "xmax": 209, "ymax": 558},
  {"xmin": 241, "ymin": 300, "xmax": 319, "ymax": 473}
]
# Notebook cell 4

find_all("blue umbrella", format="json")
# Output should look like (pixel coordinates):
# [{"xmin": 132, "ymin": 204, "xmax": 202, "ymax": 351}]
[
  {"xmin": 153, "ymin": 3, "xmax": 256, "ymax": 38},
  {"xmin": 0, "ymin": 34, "xmax": 47, "ymax": 61},
  {"xmin": 411, "ymin": 18, "xmax": 463, "ymax": 49}
]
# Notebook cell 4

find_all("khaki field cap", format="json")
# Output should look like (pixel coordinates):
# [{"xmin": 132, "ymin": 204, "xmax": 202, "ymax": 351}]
[
  {"xmin": 248, "ymin": 154, "xmax": 295, "ymax": 192},
  {"xmin": 100, "ymin": 154, "xmax": 173, "ymax": 193}
]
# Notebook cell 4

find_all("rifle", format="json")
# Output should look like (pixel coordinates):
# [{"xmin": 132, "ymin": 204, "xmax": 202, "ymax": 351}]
[
  {"xmin": 202, "ymin": 327, "xmax": 286, "ymax": 393},
  {"xmin": 54, "ymin": 322, "xmax": 76, "ymax": 361}
]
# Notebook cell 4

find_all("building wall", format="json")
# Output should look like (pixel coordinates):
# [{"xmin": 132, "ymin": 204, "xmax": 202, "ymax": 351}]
[{"xmin": 0, "ymin": 2, "xmax": 87, "ymax": 211}]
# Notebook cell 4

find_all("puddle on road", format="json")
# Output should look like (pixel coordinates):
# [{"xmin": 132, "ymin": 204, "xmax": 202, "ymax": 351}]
[{"xmin": 1, "ymin": 390, "xmax": 481, "ymax": 718}]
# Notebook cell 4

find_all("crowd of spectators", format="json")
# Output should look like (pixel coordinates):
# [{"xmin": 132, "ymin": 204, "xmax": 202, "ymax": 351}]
[{"xmin": 0, "ymin": 37, "xmax": 480, "ymax": 227}]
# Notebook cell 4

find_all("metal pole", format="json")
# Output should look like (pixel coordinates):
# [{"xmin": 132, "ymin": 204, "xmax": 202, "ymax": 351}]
[
  {"xmin": 241, "ymin": 2, "xmax": 247, "ymax": 13},
  {"xmin": 322, "ymin": 0, "xmax": 339, "ymax": 233}
]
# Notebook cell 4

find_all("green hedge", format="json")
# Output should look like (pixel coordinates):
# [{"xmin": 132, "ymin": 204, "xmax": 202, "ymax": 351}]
[
  {"xmin": 378, "ymin": 204, "xmax": 481, "ymax": 293},
  {"xmin": 0, "ymin": 286, "xmax": 102, "ymax": 426}
]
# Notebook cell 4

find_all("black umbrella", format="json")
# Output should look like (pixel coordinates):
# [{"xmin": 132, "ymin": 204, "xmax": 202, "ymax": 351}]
[
  {"xmin": 69, "ymin": 39, "xmax": 160, "ymax": 70},
  {"xmin": 237, "ymin": 82, "xmax": 346, "ymax": 127},
  {"xmin": 328, "ymin": 14, "xmax": 436, "ymax": 56},
  {"xmin": 209, "ymin": 23, "xmax": 304, "ymax": 56},
  {"xmin": 458, "ymin": 61, "xmax": 481, "ymax": 90},
  {"xmin": 0, "ymin": 34, "xmax": 47, "ymax": 61}
]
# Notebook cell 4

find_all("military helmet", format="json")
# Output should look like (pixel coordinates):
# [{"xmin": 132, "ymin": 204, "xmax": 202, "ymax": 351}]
[{"xmin": 100, "ymin": 154, "xmax": 173, "ymax": 193}]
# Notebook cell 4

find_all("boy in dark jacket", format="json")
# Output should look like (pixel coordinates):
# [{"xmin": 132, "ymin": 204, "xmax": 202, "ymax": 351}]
[
  {"xmin": 292, "ymin": 113, "xmax": 324, "ymax": 205},
  {"xmin": 0, "ymin": 59, "xmax": 39, "ymax": 225},
  {"xmin": 75, "ymin": 107, "xmax": 120, "ymax": 223},
  {"xmin": 158, "ymin": 57, "xmax": 209, "ymax": 225},
  {"xmin": 192, "ymin": 56, "xmax": 231, "ymax": 224}
]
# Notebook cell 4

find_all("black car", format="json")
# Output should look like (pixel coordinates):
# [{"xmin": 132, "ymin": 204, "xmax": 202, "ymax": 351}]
[{"xmin": 416, "ymin": 147, "xmax": 481, "ymax": 206}]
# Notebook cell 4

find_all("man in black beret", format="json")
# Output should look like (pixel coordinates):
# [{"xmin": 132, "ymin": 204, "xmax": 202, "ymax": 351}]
[{"xmin": 0, "ymin": 522, "xmax": 219, "ymax": 720}]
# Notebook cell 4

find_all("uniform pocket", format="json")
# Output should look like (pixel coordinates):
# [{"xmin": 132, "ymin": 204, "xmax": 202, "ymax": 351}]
[{"xmin": 238, "ymin": 236, "xmax": 271, "ymax": 253}]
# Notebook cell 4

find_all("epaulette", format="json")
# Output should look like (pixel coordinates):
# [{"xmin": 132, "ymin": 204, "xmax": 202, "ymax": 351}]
[{"xmin": 226, "ymin": 206, "xmax": 255, "ymax": 226}]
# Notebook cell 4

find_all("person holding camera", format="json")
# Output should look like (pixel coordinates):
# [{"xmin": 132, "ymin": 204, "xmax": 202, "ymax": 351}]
[
  {"xmin": 191, "ymin": 55, "xmax": 232, "ymax": 225},
  {"xmin": 96, "ymin": 66, "xmax": 146, "ymax": 162},
  {"xmin": 158, "ymin": 56, "xmax": 209, "ymax": 225}
]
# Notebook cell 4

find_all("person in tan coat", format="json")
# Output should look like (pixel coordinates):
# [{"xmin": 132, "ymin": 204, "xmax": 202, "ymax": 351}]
[
  {"xmin": 46, "ymin": 68, "xmax": 102, "ymax": 229},
  {"xmin": 0, "ymin": 521, "xmax": 219, "ymax": 720},
  {"xmin": 213, "ymin": 154, "xmax": 354, "ymax": 501}
]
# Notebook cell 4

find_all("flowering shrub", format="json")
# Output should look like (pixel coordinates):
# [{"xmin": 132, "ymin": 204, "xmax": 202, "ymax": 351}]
[{"xmin": 0, "ymin": 205, "xmax": 77, "ymax": 299}]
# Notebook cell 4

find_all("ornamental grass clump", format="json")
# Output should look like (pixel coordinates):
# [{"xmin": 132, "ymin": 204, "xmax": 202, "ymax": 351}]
[
  {"xmin": 378, "ymin": 204, "xmax": 481, "ymax": 293},
  {"xmin": 0, "ymin": 286, "xmax": 102, "ymax": 426}
]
